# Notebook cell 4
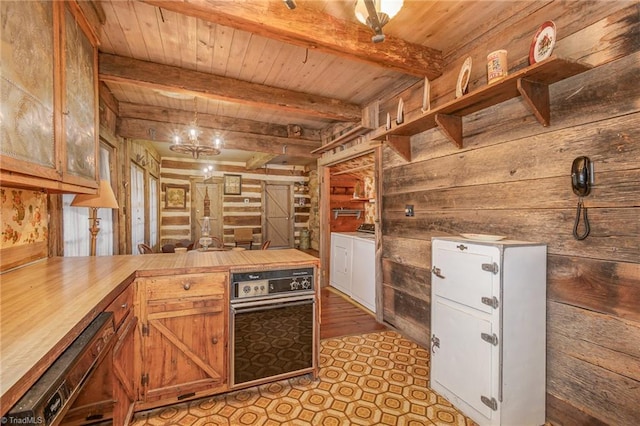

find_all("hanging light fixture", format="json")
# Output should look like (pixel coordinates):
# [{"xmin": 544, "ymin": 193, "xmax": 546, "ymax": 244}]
[
  {"xmin": 354, "ymin": 0, "xmax": 403, "ymax": 43},
  {"xmin": 169, "ymin": 97, "xmax": 223, "ymax": 159}
]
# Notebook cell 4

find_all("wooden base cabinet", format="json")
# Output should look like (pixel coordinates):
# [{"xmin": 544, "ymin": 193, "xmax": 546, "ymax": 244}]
[
  {"xmin": 62, "ymin": 285, "xmax": 136, "ymax": 425},
  {"xmin": 430, "ymin": 237, "xmax": 546, "ymax": 426},
  {"xmin": 135, "ymin": 272, "xmax": 229, "ymax": 408}
]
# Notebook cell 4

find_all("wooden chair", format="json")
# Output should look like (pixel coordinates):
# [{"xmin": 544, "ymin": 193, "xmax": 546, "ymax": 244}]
[
  {"xmin": 175, "ymin": 240, "xmax": 194, "ymax": 250},
  {"xmin": 261, "ymin": 240, "xmax": 271, "ymax": 250},
  {"xmin": 234, "ymin": 228, "xmax": 253, "ymax": 250},
  {"xmin": 138, "ymin": 243, "xmax": 154, "ymax": 254},
  {"xmin": 211, "ymin": 236, "xmax": 223, "ymax": 248}
]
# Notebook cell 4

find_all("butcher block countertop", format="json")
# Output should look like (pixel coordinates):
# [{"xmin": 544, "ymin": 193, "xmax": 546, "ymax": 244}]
[{"xmin": 0, "ymin": 249, "xmax": 319, "ymax": 414}]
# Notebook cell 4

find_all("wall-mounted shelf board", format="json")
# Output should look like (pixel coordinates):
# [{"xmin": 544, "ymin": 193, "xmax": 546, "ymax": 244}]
[
  {"xmin": 311, "ymin": 123, "xmax": 374, "ymax": 155},
  {"xmin": 333, "ymin": 209, "xmax": 363, "ymax": 219},
  {"xmin": 371, "ymin": 56, "xmax": 592, "ymax": 157}
]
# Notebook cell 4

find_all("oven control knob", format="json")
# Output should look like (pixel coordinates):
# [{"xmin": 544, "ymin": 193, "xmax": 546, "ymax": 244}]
[
  {"xmin": 243, "ymin": 285, "xmax": 251, "ymax": 294},
  {"xmin": 301, "ymin": 278, "xmax": 311, "ymax": 289},
  {"xmin": 290, "ymin": 279, "xmax": 299, "ymax": 290}
]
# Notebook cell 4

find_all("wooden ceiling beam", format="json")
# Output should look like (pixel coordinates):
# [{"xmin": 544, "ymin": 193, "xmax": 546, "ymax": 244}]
[
  {"xmin": 99, "ymin": 53, "xmax": 361, "ymax": 122},
  {"xmin": 117, "ymin": 117, "xmax": 321, "ymax": 159},
  {"xmin": 142, "ymin": 0, "xmax": 443, "ymax": 79},
  {"xmin": 245, "ymin": 153, "xmax": 279, "ymax": 170},
  {"xmin": 119, "ymin": 102, "xmax": 322, "ymax": 141}
]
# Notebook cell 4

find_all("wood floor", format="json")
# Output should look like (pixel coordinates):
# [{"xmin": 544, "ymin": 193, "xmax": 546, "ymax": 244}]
[{"xmin": 320, "ymin": 286, "xmax": 387, "ymax": 340}]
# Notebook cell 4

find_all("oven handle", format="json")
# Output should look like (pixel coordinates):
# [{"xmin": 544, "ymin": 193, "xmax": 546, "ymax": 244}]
[
  {"xmin": 232, "ymin": 298, "xmax": 314, "ymax": 314},
  {"xmin": 231, "ymin": 293, "xmax": 314, "ymax": 308}
]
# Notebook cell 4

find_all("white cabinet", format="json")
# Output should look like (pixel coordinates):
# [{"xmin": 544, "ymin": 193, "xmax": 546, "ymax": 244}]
[
  {"xmin": 430, "ymin": 237, "xmax": 546, "ymax": 426},
  {"xmin": 351, "ymin": 238, "xmax": 375, "ymax": 312},
  {"xmin": 330, "ymin": 233, "xmax": 376, "ymax": 313},
  {"xmin": 330, "ymin": 233, "xmax": 353, "ymax": 295}
]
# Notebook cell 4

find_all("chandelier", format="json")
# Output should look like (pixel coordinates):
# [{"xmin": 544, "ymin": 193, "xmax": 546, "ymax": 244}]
[
  {"xmin": 169, "ymin": 97, "xmax": 223, "ymax": 159},
  {"xmin": 354, "ymin": 0, "xmax": 404, "ymax": 43}
]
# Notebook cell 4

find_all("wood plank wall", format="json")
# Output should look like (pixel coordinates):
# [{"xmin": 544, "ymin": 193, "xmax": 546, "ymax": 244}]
[
  {"xmin": 160, "ymin": 159, "xmax": 310, "ymax": 247},
  {"xmin": 377, "ymin": 3, "xmax": 639, "ymax": 425}
]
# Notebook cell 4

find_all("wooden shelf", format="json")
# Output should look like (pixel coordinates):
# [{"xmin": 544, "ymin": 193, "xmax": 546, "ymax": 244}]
[
  {"xmin": 311, "ymin": 123, "xmax": 374, "ymax": 155},
  {"xmin": 372, "ymin": 56, "xmax": 592, "ymax": 159},
  {"xmin": 332, "ymin": 209, "xmax": 363, "ymax": 219}
]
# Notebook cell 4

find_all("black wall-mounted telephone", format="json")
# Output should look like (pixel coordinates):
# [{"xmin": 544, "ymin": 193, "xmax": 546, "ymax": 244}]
[
  {"xmin": 571, "ymin": 156, "xmax": 591, "ymax": 197},
  {"xmin": 571, "ymin": 156, "xmax": 592, "ymax": 240}
]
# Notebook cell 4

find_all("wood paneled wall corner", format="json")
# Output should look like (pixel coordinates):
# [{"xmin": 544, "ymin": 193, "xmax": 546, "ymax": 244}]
[{"xmin": 378, "ymin": 4, "xmax": 640, "ymax": 424}]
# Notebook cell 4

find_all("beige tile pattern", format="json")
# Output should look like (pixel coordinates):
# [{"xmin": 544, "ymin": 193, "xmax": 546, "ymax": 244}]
[{"xmin": 132, "ymin": 331, "xmax": 476, "ymax": 425}]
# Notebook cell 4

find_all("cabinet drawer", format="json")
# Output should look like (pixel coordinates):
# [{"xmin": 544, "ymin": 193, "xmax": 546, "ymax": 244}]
[
  {"xmin": 106, "ymin": 284, "xmax": 134, "ymax": 329},
  {"xmin": 145, "ymin": 273, "xmax": 227, "ymax": 301}
]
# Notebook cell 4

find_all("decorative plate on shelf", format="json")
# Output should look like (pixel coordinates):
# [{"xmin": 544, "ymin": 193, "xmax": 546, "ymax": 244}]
[
  {"xmin": 460, "ymin": 233, "xmax": 506, "ymax": 241},
  {"xmin": 529, "ymin": 21, "xmax": 556, "ymax": 64},
  {"xmin": 456, "ymin": 56, "xmax": 472, "ymax": 98}
]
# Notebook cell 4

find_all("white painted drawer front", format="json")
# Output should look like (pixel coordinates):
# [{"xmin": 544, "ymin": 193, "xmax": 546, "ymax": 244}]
[
  {"xmin": 432, "ymin": 296, "xmax": 494, "ymax": 419},
  {"xmin": 432, "ymin": 241, "xmax": 499, "ymax": 313}
]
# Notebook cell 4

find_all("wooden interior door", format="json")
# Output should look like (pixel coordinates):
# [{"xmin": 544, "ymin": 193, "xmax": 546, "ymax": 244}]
[
  {"xmin": 192, "ymin": 180, "xmax": 223, "ymax": 241},
  {"xmin": 263, "ymin": 183, "xmax": 293, "ymax": 248}
]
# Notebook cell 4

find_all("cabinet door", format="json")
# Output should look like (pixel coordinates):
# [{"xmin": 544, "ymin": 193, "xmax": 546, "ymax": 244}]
[
  {"xmin": 431, "ymin": 296, "xmax": 495, "ymax": 420},
  {"xmin": 139, "ymin": 274, "xmax": 228, "ymax": 404},
  {"xmin": 112, "ymin": 314, "xmax": 137, "ymax": 425},
  {"xmin": 330, "ymin": 234, "xmax": 352, "ymax": 295},
  {"xmin": 61, "ymin": 347, "xmax": 115, "ymax": 425},
  {"xmin": 60, "ymin": 3, "xmax": 98, "ymax": 188},
  {"xmin": 351, "ymin": 238, "xmax": 375, "ymax": 312},
  {"xmin": 432, "ymin": 241, "xmax": 499, "ymax": 313},
  {"xmin": 0, "ymin": 1, "xmax": 60, "ymax": 183}
]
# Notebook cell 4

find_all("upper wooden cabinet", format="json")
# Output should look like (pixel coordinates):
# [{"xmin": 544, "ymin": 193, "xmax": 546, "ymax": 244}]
[{"xmin": 0, "ymin": 1, "xmax": 98, "ymax": 193}]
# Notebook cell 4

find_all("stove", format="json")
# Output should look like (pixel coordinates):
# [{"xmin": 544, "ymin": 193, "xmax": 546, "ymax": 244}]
[
  {"xmin": 354, "ymin": 223, "xmax": 375, "ymax": 240},
  {"xmin": 356, "ymin": 223, "xmax": 375, "ymax": 234}
]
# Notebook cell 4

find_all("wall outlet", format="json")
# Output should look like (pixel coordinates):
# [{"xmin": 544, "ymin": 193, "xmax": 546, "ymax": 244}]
[{"xmin": 405, "ymin": 205, "xmax": 414, "ymax": 217}]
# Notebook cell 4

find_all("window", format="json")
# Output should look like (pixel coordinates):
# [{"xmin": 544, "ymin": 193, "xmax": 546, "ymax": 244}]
[
  {"xmin": 131, "ymin": 163, "xmax": 145, "ymax": 254},
  {"xmin": 63, "ymin": 144, "xmax": 115, "ymax": 256},
  {"xmin": 149, "ymin": 176, "xmax": 158, "ymax": 249}
]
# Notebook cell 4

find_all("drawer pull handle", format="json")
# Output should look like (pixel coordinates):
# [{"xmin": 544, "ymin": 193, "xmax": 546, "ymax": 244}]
[
  {"xmin": 121, "ymin": 303, "xmax": 128, "ymax": 310},
  {"xmin": 431, "ymin": 266, "xmax": 445, "ymax": 279},
  {"xmin": 183, "ymin": 283, "xmax": 191, "ymax": 290},
  {"xmin": 212, "ymin": 337, "xmax": 218, "ymax": 344},
  {"xmin": 456, "ymin": 244, "xmax": 468, "ymax": 251}
]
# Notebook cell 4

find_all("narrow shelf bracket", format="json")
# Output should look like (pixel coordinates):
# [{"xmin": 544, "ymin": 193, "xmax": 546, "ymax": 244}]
[
  {"xmin": 435, "ymin": 113, "xmax": 463, "ymax": 149},
  {"xmin": 385, "ymin": 135, "xmax": 412, "ymax": 162},
  {"xmin": 517, "ymin": 78, "xmax": 550, "ymax": 127}
]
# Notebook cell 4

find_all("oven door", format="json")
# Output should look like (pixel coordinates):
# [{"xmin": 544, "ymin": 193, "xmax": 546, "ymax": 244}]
[{"xmin": 230, "ymin": 294, "xmax": 315, "ymax": 388}]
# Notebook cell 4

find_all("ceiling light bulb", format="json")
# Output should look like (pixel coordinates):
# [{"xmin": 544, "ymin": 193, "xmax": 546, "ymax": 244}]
[{"xmin": 354, "ymin": 0, "xmax": 403, "ymax": 25}]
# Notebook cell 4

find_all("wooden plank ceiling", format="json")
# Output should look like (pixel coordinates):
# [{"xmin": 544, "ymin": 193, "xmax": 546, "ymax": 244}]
[{"xmin": 95, "ymin": 0, "xmax": 539, "ymax": 167}]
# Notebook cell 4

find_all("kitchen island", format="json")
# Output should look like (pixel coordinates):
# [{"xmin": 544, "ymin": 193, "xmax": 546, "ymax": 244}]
[{"xmin": 0, "ymin": 249, "xmax": 319, "ymax": 421}]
